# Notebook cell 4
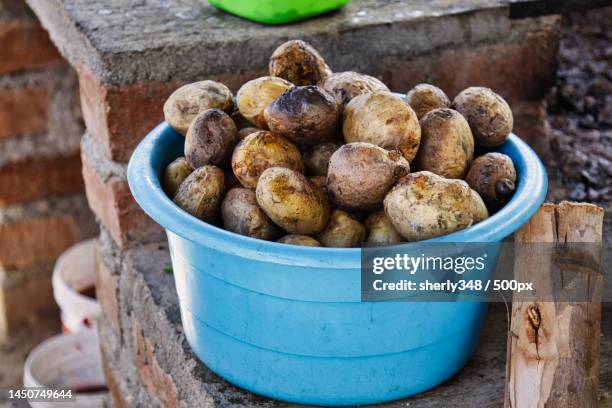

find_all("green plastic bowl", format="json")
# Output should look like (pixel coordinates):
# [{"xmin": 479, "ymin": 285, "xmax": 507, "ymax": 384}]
[{"xmin": 209, "ymin": 0, "xmax": 350, "ymax": 25}]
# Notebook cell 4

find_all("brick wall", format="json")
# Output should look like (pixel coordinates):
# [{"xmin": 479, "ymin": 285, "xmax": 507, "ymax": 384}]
[{"xmin": 0, "ymin": 1, "xmax": 96, "ymax": 339}]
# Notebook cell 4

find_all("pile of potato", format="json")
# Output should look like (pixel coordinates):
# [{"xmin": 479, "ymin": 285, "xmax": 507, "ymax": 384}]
[{"xmin": 162, "ymin": 40, "xmax": 518, "ymax": 247}]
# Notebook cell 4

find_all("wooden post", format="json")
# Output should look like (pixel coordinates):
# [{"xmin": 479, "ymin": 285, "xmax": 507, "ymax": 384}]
[{"xmin": 505, "ymin": 201, "xmax": 604, "ymax": 408}]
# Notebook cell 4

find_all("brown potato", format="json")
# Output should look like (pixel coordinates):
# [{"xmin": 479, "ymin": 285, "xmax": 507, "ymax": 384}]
[
  {"xmin": 237, "ymin": 127, "xmax": 262, "ymax": 140},
  {"xmin": 162, "ymin": 157, "xmax": 193, "ymax": 198},
  {"xmin": 173, "ymin": 165, "xmax": 225, "ymax": 222},
  {"xmin": 364, "ymin": 210, "xmax": 403, "ymax": 245},
  {"xmin": 343, "ymin": 91, "xmax": 421, "ymax": 162},
  {"xmin": 309, "ymin": 175, "xmax": 328, "ymax": 195},
  {"xmin": 236, "ymin": 76, "xmax": 294, "ymax": 128},
  {"xmin": 315, "ymin": 209, "xmax": 366, "ymax": 248},
  {"xmin": 322, "ymin": 71, "xmax": 390, "ymax": 106},
  {"xmin": 184, "ymin": 109, "xmax": 237, "ymax": 168},
  {"xmin": 277, "ymin": 234, "xmax": 321, "ymax": 247},
  {"xmin": 221, "ymin": 188, "xmax": 281, "ymax": 240},
  {"xmin": 163, "ymin": 81, "xmax": 233, "ymax": 135},
  {"xmin": 465, "ymin": 152, "xmax": 517, "ymax": 210},
  {"xmin": 303, "ymin": 142, "xmax": 340, "ymax": 176},
  {"xmin": 383, "ymin": 171, "xmax": 486, "ymax": 241},
  {"xmin": 469, "ymin": 189, "xmax": 489, "ymax": 223},
  {"xmin": 269, "ymin": 40, "xmax": 331, "ymax": 86},
  {"xmin": 413, "ymin": 108, "xmax": 474, "ymax": 179},
  {"xmin": 327, "ymin": 142, "xmax": 410, "ymax": 211},
  {"xmin": 265, "ymin": 86, "xmax": 340, "ymax": 147},
  {"xmin": 452, "ymin": 87, "xmax": 513, "ymax": 147},
  {"xmin": 256, "ymin": 167, "xmax": 329, "ymax": 235},
  {"xmin": 231, "ymin": 110, "xmax": 255, "ymax": 129},
  {"xmin": 405, "ymin": 84, "xmax": 451, "ymax": 119},
  {"xmin": 231, "ymin": 131, "xmax": 304, "ymax": 189}
]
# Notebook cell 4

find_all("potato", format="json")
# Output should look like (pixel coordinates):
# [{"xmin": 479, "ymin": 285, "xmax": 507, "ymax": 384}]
[
  {"xmin": 343, "ymin": 91, "xmax": 421, "ymax": 162},
  {"xmin": 315, "ymin": 209, "xmax": 366, "ymax": 248},
  {"xmin": 405, "ymin": 84, "xmax": 451, "ymax": 119},
  {"xmin": 469, "ymin": 189, "xmax": 489, "ymax": 223},
  {"xmin": 265, "ymin": 86, "xmax": 340, "ymax": 147},
  {"xmin": 303, "ymin": 142, "xmax": 340, "ymax": 176},
  {"xmin": 452, "ymin": 87, "xmax": 513, "ymax": 147},
  {"xmin": 231, "ymin": 131, "xmax": 304, "ymax": 189},
  {"xmin": 237, "ymin": 76, "xmax": 294, "ymax": 128},
  {"xmin": 173, "ymin": 165, "xmax": 225, "ymax": 222},
  {"xmin": 185, "ymin": 109, "xmax": 237, "ymax": 168},
  {"xmin": 231, "ymin": 109, "xmax": 254, "ymax": 129},
  {"xmin": 237, "ymin": 127, "xmax": 262, "ymax": 140},
  {"xmin": 383, "ymin": 171, "xmax": 486, "ymax": 241},
  {"xmin": 162, "ymin": 157, "xmax": 193, "ymax": 198},
  {"xmin": 364, "ymin": 210, "xmax": 403, "ymax": 245},
  {"xmin": 221, "ymin": 188, "xmax": 281, "ymax": 240},
  {"xmin": 269, "ymin": 40, "xmax": 331, "ymax": 86},
  {"xmin": 164, "ymin": 81, "xmax": 233, "ymax": 135},
  {"xmin": 322, "ymin": 71, "xmax": 390, "ymax": 106},
  {"xmin": 413, "ymin": 108, "xmax": 474, "ymax": 179},
  {"xmin": 278, "ymin": 234, "xmax": 321, "ymax": 247},
  {"xmin": 309, "ymin": 175, "xmax": 327, "ymax": 194},
  {"xmin": 327, "ymin": 142, "xmax": 410, "ymax": 211},
  {"xmin": 465, "ymin": 152, "xmax": 517, "ymax": 210},
  {"xmin": 256, "ymin": 167, "xmax": 329, "ymax": 235}
]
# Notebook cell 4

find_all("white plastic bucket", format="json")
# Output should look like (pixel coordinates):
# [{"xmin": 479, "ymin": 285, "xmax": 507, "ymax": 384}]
[
  {"xmin": 52, "ymin": 239, "xmax": 102, "ymax": 332},
  {"xmin": 23, "ymin": 330, "xmax": 108, "ymax": 407}
]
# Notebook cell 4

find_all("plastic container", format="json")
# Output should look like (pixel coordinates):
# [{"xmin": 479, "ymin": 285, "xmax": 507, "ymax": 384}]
[
  {"xmin": 23, "ymin": 331, "xmax": 108, "ymax": 408},
  {"xmin": 208, "ymin": 0, "xmax": 350, "ymax": 25},
  {"xmin": 52, "ymin": 239, "xmax": 102, "ymax": 333},
  {"xmin": 128, "ymin": 119, "xmax": 547, "ymax": 405}
]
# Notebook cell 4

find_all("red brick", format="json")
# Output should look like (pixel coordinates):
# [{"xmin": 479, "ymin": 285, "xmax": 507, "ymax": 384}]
[
  {"xmin": 0, "ymin": 153, "xmax": 84, "ymax": 207},
  {"xmin": 0, "ymin": 216, "xmax": 79, "ymax": 270},
  {"xmin": 95, "ymin": 253, "xmax": 120, "ymax": 334},
  {"xmin": 100, "ymin": 348, "xmax": 130, "ymax": 408},
  {"xmin": 0, "ymin": 20, "xmax": 62, "ymax": 74},
  {"xmin": 0, "ymin": 86, "xmax": 48, "ymax": 138}
]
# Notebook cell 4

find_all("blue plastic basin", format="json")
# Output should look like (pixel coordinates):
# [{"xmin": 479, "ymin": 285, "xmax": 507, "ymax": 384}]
[{"xmin": 128, "ymin": 120, "xmax": 547, "ymax": 405}]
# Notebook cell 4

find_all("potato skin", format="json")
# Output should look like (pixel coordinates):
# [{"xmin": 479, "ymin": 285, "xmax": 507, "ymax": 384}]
[
  {"xmin": 406, "ymin": 84, "xmax": 451, "ymax": 119},
  {"xmin": 256, "ymin": 167, "xmax": 329, "ymax": 235},
  {"xmin": 221, "ymin": 188, "xmax": 281, "ymax": 240},
  {"xmin": 269, "ymin": 40, "xmax": 331, "ymax": 86},
  {"xmin": 173, "ymin": 165, "xmax": 225, "ymax": 222},
  {"xmin": 162, "ymin": 157, "xmax": 193, "ymax": 198},
  {"xmin": 231, "ymin": 131, "xmax": 304, "ymax": 189},
  {"xmin": 164, "ymin": 81, "xmax": 233, "ymax": 135},
  {"xmin": 452, "ymin": 87, "xmax": 513, "ymax": 147},
  {"xmin": 322, "ymin": 71, "xmax": 390, "ymax": 106},
  {"xmin": 237, "ymin": 127, "xmax": 262, "ymax": 140},
  {"xmin": 327, "ymin": 142, "xmax": 410, "ymax": 212},
  {"xmin": 413, "ymin": 108, "xmax": 474, "ymax": 179},
  {"xmin": 465, "ymin": 152, "xmax": 517, "ymax": 210},
  {"xmin": 364, "ymin": 210, "xmax": 404, "ymax": 245},
  {"xmin": 265, "ymin": 86, "xmax": 340, "ymax": 147},
  {"xmin": 278, "ymin": 234, "xmax": 321, "ymax": 246},
  {"xmin": 237, "ymin": 76, "xmax": 294, "ymax": 128},
  {"xmin": 315, "ymin": 209, "xmax": 366, "ymax": 248},
  {"xmin": 383, "ymin": 171, "xmax": 485, "ymax": 241},
  {"xmin": 185, "ymin": 109, "xmax": 237, "ymax": 168},
  {"xmin": 343, "ymin": 91, "xmax": 421, "ymax": 162},
  {"xmin": 303, "ymin": 142, "xmax": 340, "ymax": 176},
  {"xmin": 309, "ymin": 175, "xmax": 328, "ymax": 194}
]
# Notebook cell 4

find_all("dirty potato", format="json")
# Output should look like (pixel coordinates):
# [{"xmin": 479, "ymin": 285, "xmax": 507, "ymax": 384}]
[
  {"xmin": 278, "ymin": 234, "xmax": 321, "ymax": 247},
  {"xmin": 303, "ymin": 142, "xmax": 340, "ymax": 176},
  {"xmin": 465, "ymin": 152, "xmax": 517, "ymax": 210},
  {"xmin": 383, "ymin": 171, "xmax": 485, "ymax": 241},
  {"xmin": 322, "ymin": 71, "xmax": 390, "ymax": 106},
  {"xmin": 256, "ymin": 167, "xmax": 329, "ymax": 235},
  {"xmin": 173, "ymin": 165, "xmax": 225, "ymax": 222},
  {"xmin": 469, "ymin": 189, "xmax": 489, "ymax": 223},
  {"xmin": 185, "ymin": 109, "xmax": 237, "ymax": 168},
  {"xmin": 237, "ymin": 76, "xmax": 294, "ymax": 128},
  {"xmin": 405, "ymin": 84, "xmax": 451, "ymax": 119},
  {"xmin": 164, "ymin": 81, "xmax": 233, "ymax": 135},
  {"xmin": 327, "ymin": 142, "xmax": 410, "ymax": 211},
  {"xmin": 231, "ymin": 131, "xmax": 304, "ymax": 188},
  {"xmin": 364, "ymin": 210, "xmax": 404, "ymax": 245},
  {"xmin": 413, "ymin": 108, "xmax": 474, "ymax": 179},
  {"xmin": 162, "ymin": 157, "xmax": 193, "ymax": 198},
  {"xmin": 221, "ymin": 188, "xmax": 281, "ymax": 240},
  {"xmin": 265, "ymin": 86, "xmax": 340, "ymax": 147},
  {"xmin": 309, "ymin": 175, "xmax": 328, "ymax": 195},
  {"xmin": 315, "ymin": 209, "xmax": 366, "ymax": 248},
  {"xmin": 343, "ymin": 91, "xmax": 421, "ymax": 162},
  {"xmin": 237, "ymin": 127, "xmax": 262, "ymax": 140},
  {"xmin": 452, "ymin": 87, "xmax": 513, "ymax": 147},
  {"xmin": 269, "ymin": 40, "xmax": 331, "ymax": 86}
]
